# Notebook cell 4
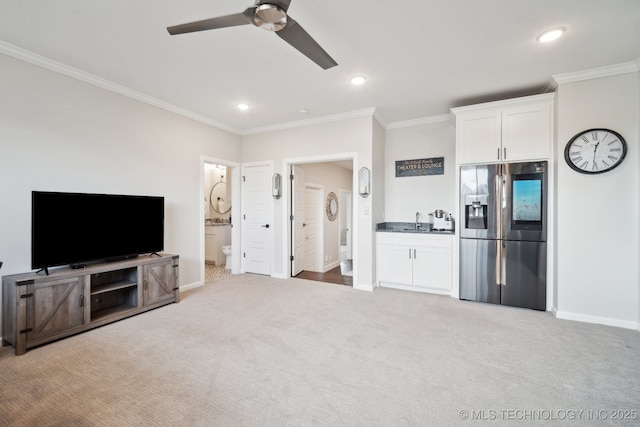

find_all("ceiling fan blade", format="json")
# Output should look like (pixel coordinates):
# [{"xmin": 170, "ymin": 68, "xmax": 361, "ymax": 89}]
[
  {"xmin": 263, "ymin": 0, "xmax": 292, "ymax": 12},
  {"xmin": 167, "ymin": 8, "xmax": 255, "ymax": 35},
  {"xmin": 276, "ymin": 17, "xmax": 337, "ymax": 70}
]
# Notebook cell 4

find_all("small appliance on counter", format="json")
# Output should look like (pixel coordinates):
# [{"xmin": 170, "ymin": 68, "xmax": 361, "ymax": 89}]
[{"xmin": 429, "ymin": 210, "xmax": 455, "ymax": 231}]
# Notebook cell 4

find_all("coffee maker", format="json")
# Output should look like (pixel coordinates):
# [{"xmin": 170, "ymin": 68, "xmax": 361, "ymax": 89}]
[{"xmin": 430, "ymin": 210, "xmax": 454, "ymax": 231}]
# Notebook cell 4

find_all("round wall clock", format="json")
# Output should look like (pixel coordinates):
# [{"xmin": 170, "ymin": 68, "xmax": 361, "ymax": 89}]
[{"xmin": 564, "ymin": 128, "xmax": 627, "ymax": 174}]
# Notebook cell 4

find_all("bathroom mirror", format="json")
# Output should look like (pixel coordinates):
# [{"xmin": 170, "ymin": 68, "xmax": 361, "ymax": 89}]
[
  {"xmin": 210, "ymin": 180, "xmax": 231, "ymax": 214},
  {"xmin": 326, "ymin": 192, "xmax": 338, "ymax": 221}
]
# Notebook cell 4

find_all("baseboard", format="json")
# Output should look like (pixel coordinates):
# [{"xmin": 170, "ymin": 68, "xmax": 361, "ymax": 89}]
[
  {"xmin": 323, "ymin": 260, "xmax": 340, "ymax": 272},
  {"xmin": 379, "ymin": 282, "xmax": 451, "ymax": 296},
  {"xmin": 554, "ymin": 309, "xmax": 639, "ymax": 330},
  {"xmin": 180, "ymin": 281, "xmax": 204, "ymax": 292},
  {"xmin": 353, "ymin": 282, "xmax": 374, "ymax": 292}
]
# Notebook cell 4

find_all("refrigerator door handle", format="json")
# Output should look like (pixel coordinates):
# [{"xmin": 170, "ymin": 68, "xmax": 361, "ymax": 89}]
[
  {"xmin": 495, "ymin": 172, "xmax": 502, "ymax": 236},
  {"xmin": 495, "ymin": 240, "xmax": 501, "ymax": 286},
  {"xmin": 500, "ymin": 241, "xmax": 507, "ymax": 286},
  {"xmin": 501, "ymin": 171, "xmax": 507, "ymax": 239}
]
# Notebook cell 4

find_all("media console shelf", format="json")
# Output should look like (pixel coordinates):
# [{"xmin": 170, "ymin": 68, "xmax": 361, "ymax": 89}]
[{"xmin": 2, "ymin": 253, "xmax": 179, "ymax": 355}]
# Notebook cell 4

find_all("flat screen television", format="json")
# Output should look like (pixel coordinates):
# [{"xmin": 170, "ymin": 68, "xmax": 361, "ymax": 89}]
[{"xmin": 32, "ymin": 191, "xmax": 164, "ymax": 272}]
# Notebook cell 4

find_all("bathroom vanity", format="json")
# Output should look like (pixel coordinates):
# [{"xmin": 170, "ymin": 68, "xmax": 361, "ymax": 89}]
[{"xmin": 205, "ymin": 223, "xmax": 231, "ymax": 266}]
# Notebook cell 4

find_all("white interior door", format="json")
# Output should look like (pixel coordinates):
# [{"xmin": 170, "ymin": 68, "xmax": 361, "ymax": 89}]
[
  {"xmin": 303, "ymin": 186, "xmax": 321, "ymax": 271},
  {"xmin": 291, "ymin": 165, "xmax": 305, "ymax": 276},
  {"xmin": 242, "ymin": 164, "xmax": 271, "ymax": 275}
]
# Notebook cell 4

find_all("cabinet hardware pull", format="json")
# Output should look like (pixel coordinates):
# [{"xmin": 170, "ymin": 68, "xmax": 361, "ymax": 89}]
[
  {"xmin": 503, "ymin": 147, "xmax": 506, "ymax": 159},
  {"xmin": 409, "ymin": 248, "xmax": 412, "ymax": 259},
  {"xmin": 79, "ymin": 295, "xmax": 84, "ymax": 307},
  {"xmin": 413, "ymin": 249, "xmax": 416, "ymax": 258},
  {"xmin": 497, "ymin": 148, "xmax": 500, "ymax": 159}
]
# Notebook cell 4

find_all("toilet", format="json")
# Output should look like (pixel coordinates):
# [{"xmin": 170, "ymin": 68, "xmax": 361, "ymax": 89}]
[{"xmin": 222, "ymin": 245, "xmax": 232, "ymax": 270}]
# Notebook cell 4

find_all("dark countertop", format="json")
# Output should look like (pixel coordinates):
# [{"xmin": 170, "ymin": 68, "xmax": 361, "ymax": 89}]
[{"xmin": 376, "ymin": 222, "xmax": 455, "ymax": 235}]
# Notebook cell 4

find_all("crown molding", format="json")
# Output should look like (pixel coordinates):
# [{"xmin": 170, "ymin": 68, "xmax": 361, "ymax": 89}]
[
  {"xmin": 2, "ymin": 39, "xmax": 538, "ymax": 137},
  {"xmin": 553, "ymin": 60, "xmax": 640, "ymax": 85},
  {"xmin": 386, "ymin": 114, "xmax": 452, "ymax": 130},
  {"xmin": 240, "ymin": 108, "xmax": 378, "ymax": 136},
  {"xmin": 0, "ymin": 40, "xmax": 240, "ymax": 135}
]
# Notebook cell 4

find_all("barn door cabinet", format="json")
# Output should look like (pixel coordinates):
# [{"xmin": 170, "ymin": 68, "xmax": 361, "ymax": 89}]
[
  {"xmin": 2, "ymin": 254, "xmax": 179, "ymax": 355},
  {"xmin": 452, "ymin": 93, "xmax": 554, "ymax": 164},
  {"xmin": 377, "ymin": 233, "xmax": 453, "ymax": 294}
]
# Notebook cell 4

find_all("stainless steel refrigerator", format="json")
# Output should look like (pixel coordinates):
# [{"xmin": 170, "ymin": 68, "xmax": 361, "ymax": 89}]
[{"xmin": 459, "ymin": 161, "xmax": 547, "ymax": 310}]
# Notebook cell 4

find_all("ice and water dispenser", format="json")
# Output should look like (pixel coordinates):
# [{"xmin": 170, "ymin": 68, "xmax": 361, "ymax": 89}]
[{"xmin": 464, "ymin": 195, "xmax": 488, "ymax": 230}]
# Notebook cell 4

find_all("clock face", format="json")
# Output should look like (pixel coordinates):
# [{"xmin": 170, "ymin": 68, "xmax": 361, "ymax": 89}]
[{"xmin": 564, "ymin": 128, "xmax": 627, "ymax": 174}]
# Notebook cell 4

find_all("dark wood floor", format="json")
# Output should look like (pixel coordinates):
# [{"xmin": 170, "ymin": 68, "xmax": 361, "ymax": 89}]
[{"xmin": 295, "ymin": 266, "xmax": 353, "ymax": 286}]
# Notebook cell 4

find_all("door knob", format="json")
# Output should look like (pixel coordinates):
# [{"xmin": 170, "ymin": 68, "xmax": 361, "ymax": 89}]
[{"xmin": 261, "ymin": 224, "xmax": 270, "ymax": 228}]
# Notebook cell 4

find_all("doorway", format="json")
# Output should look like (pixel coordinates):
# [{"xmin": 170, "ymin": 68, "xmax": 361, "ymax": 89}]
[
  {"xmin": 201, "ymin": 157, "xmax": 240, "ymax": 285},
  {"xmin": 288, "ymin": 157, "xmax": 355, "ymax": 286}
]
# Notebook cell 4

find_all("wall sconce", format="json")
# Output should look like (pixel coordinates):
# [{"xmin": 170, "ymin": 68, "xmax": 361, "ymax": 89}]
[
  {"xmin": 358, "ymin": 167, "xmax": 371, "ymax": 198},
  {"xmin": 272, "ymin": 173, "xmax": 282, "ymax": 199}
]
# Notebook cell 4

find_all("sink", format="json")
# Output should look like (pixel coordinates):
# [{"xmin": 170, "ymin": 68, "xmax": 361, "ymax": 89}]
[{"xmin": 376, "ymin": 221, "xmax": 448, "ymax": 234}]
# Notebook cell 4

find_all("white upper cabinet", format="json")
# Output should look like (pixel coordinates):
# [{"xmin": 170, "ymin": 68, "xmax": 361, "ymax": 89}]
[{"xmin": 453, "ymin": 93, "xmax": 554, "ymax": 164}]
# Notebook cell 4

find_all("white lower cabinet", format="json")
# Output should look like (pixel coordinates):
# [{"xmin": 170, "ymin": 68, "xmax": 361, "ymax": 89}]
[{"xmin": 377, "ymin": 233, "xmax": 453, "ymax": 294}]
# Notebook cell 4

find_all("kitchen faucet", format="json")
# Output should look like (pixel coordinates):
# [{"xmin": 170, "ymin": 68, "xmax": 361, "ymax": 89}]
[{"xmin": 416, "ymin": 211, "xmax": 421, "ymax": 229}]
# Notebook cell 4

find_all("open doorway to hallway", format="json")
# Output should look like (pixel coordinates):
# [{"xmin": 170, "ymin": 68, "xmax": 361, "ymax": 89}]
[{"xmin": 289, "ymin": 159, "xmax": 354, "ymax": 286}]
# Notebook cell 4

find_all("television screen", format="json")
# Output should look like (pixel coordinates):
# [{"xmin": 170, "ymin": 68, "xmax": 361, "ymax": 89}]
[{"xmin": 32, "ymin": 191, "xmax": 164, "ymax": 270}]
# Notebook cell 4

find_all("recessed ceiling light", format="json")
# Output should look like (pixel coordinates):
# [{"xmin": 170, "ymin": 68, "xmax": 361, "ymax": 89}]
[
  {"xmin": 299, "ymin": 108, "xmax": 309, "ymax": 113},
  {"xmin": 350, "ymin": 75, "xmax": 367, "ymax": 86},
  {"xmin": 236, "ymin": 103, "xmax": 250, "ymax": 111},
  {"xmin": 537, "ymin": 27, "xmax": 565, "ymax": 43}
]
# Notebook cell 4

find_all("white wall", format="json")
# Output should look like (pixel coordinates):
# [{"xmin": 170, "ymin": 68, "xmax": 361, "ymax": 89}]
[
  {"xmin": 241, "ymin": 115, "xmax": 377, "ymax": 289},
  {"xmin": 297, "ymin": 162, "xmax": 352, "ymax": 270},
  {"xmin": 555, "ymin": 70, "xmax": 639, "ymax": 328},
  {"xmin": 384, "ymin": 119, "xmax": 456, "ymax": 222},
  {"xmin": 0, "ymin": 54, "xmax": 241, "ymax": 301}
]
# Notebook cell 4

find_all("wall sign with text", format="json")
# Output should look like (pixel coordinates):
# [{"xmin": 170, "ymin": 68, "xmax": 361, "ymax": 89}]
[{"xmin": 395, "ymin": 157, "xmax": 444, "ymax": 177}]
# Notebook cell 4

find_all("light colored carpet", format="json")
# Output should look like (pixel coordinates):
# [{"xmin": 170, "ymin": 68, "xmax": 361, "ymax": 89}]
[{"xmin": 1, "ymin": 274, "xmax": 639, "ymax": 426}]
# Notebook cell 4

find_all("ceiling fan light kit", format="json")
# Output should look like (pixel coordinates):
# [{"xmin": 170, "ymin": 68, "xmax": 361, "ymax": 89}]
[
  {"xmin": 167, "ymin": 0, "xmax": 338, "ymax": 70},
  {"xmin": 254, "ymin": 4, "xmax": 287, "ymax": 31}
]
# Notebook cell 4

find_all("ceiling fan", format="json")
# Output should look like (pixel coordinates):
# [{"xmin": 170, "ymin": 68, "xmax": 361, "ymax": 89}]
[{"xmin": 167, "ymin": 0, "xmax": 338, "ymax": 70}]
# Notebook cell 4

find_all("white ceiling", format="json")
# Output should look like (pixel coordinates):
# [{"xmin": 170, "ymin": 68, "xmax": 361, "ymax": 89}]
[{"xmin": 0, "ymin": 1, "xmax": 639, "ymax": 134}]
